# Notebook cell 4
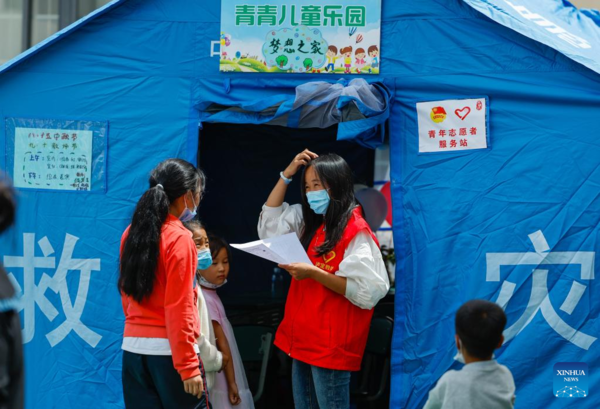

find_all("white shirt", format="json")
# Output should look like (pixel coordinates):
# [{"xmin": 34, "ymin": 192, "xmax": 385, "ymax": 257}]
[
  {"xmin": 121, "ymin": 337, "xmax": 199, "ymax": 356},
  {"xmin": 424, "ymin": 360, "xmax": 516, "ymax": 409},
  {"xmin": 257, "ymin": 203, "xmax": 390, "ymax": 310}
]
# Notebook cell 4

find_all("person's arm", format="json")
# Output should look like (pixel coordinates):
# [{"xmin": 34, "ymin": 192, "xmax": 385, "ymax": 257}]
[
  {"xmin": 279, "ymin": 231, "xmax": 390, "ymax": 309},
  {"xmin": 423, "ymin": 386, "xmax": 442, "ymax": 409},
  {"xmin": 258, "ymin": 203, "xmax": 304, "ymax": 239},
  {"xmin": 164, "ymin": 235, "xmax": 203, "ymax": 396},
  {"xmin": 278, "ymin": 263, "xmax": 347, "ymax": 295},
  {"xmin": 335, "ymin": 231, "xmax": 390, "ymax": 310},
  {"xmin": 423, "ymin": 373, "xmax": 449, "ymax": 409},
  {"xmin": 258, "ymin": 149, "xmax": 318, "ymax": 240},
  {"xmin": 119, "ymin": 229, "xmax": 130, "ymax": 316},
  {"xmin": 197, "ymin": 292, "xmax": 223, "ymax": 372},
  {"xmin": 213, "ymin": 321, "xmax": 241, "ymax": 406},
  {"xmin": 265, "ymin": 149, "xmax": 318, "ymax": 208}
]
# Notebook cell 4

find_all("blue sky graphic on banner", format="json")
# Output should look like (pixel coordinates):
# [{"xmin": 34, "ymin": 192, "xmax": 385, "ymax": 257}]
[{"xmin": 220, "ymin": 0, "xmax": 381, "ymax": 73}]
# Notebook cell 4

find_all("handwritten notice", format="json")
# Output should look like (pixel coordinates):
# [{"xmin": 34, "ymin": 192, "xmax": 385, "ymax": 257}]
[
  {"xmin": 417, "ymin": 98, "xmax": 488, "ymax": 153},
  {"xmin": 13, "ymin": 127, "xmax": 93, "ymax": 191}
]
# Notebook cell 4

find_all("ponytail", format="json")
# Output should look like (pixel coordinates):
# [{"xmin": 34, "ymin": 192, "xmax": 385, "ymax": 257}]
[{"xmin": 119, "ymin": 159, "xmax": 204, "ymax": 302}]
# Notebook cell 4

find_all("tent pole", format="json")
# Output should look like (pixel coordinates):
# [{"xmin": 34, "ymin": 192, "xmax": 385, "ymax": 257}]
[
  {"xmin": 21, "ymin": 0, "xmax": 32, "ymax": 51},
  {"xmin": 59, "ymin": 0, "xmax": 77, "ymax": 30}
]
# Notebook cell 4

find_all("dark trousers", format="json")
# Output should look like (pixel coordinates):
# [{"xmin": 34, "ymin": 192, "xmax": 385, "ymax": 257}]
[
  {"xmin": 122, "ymin": 351, "xmax": 210, "ymax": 409},
  {"xmin": 0, "ymin": 310, "xmax": 24, "ymax": 409}
]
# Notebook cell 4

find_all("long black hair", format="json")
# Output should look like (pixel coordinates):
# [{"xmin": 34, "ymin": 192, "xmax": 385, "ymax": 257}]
[
  {"xmin": 0, "ymin": 179, "xmax": 15, "ymax": 234},
  {"xmin": 119, "ymin": 159, "xmax": 205, "ymax": 302},
  {"xmin": 299, "ymin": 154, "xmax": 357, "ymax": 256}
]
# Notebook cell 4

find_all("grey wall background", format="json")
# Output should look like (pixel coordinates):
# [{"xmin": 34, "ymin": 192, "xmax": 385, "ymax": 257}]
[{"xmin": 1, "ymin": 0, "xmax": 599, "ymax": 65}]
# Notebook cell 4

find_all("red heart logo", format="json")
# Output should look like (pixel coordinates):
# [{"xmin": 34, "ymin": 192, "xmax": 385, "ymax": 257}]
[{"xmin": 455, "ymin": 107, "xmax": 471, "ymax": 120}]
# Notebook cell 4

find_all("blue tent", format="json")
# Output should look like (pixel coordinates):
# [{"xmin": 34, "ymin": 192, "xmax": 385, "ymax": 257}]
[{"xmin": 1, "ymin": 0, "xmax": 600, "ymax": 408}]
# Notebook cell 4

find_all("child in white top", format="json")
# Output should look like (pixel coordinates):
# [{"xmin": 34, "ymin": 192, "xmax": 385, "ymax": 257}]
[
  {"xmin": 424, "ymin": 299, "xmax": 516, "ymax": 409},
  {"xmin": 200, "ymin": 234, "xmax": 254, "ymax": 409},
  {"xmin": 184, "ymin": 221, "xmax": 225, "ymax": 391}
]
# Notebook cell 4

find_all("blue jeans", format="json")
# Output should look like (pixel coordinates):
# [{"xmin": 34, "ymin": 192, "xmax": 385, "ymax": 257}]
[{"xmin": 292, "ymin": 359, "xmax": 351, "ymax": 409}]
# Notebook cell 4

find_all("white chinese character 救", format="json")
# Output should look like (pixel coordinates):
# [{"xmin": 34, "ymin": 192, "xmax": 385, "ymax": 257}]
[{"xmin": 4, "ymin": 233, "xmax": 102, "ymax": 347}]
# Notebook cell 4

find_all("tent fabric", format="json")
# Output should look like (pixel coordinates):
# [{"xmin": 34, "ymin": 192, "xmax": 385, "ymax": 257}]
[
  {"xmin": 388, "ymin": 2, "xmax": 600, "ymax": 409},
  {"xmin": 0, "ymin": 0, "xmax": 599, "ymax": 408},
  {"xmin": 463, "ymin": 0, "xmax": 600, "ymax": 75},
  {"xmin": 198, "ymin": 78, "xmax": 391, "ymax": 149}
]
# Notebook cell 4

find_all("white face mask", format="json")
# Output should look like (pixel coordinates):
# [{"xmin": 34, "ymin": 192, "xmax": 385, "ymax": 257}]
[
  {"xmin": 198, "ymin": 274, "xmax": 227, "ymax": 289},
  {"xmin": 453, "ymin": 338, "xmax": 466, "ymax": 364}
]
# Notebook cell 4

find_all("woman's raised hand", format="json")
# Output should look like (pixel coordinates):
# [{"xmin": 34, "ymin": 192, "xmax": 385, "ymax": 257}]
[{"xmin": 283, "ymin": 149, "xmax": 318, "ymax": 178}]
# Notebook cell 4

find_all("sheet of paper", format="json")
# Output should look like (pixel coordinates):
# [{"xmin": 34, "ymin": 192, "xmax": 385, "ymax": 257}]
[{"xmin": 231, "ymin": 233, "xmax": 312, "ymax": 265}]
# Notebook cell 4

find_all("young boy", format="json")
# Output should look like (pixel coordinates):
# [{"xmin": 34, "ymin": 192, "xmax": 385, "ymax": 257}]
[
  {"xmin": 424, "ymin": 300, "xmax": 516, "ymax": 409},
  {"xmin": 325, "ymin": 45, "xmax": 338, "ymax": 72}
]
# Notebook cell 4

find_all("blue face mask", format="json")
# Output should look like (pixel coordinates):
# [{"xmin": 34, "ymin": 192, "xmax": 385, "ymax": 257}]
[
  {"xmin": 179, "ymin": 192, "xmax": 197, "ymax": 222},
  {"xmin": 197, "ymin": 248, "xmax": 212, "ymax": 270},
  {"xmin": 306, "ymin": 189, "xmax": 330, "ymax": 215}
]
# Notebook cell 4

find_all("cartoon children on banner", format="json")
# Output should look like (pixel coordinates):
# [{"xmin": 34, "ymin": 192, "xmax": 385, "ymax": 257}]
[
  {"xmin": 369, "ymin": 45, "xmax": 379, "ymax": 73},
  {"xmin": 355, "ymin": 47, "xmax": 367, "ymax": 74},
  {"xmin": 325, "ymin": 45, "xmax": 339, "ymax": 72},
  {"xmin": 341, "ymin": 46, "xmax": 353, "ymax": 74},
  {"xmin": 324, "ymin": 45, "xmax": 379, "ymax": 74},
  {"xmin": 281, "ymin": 43, "xmax": 380, "ymax": 74}
]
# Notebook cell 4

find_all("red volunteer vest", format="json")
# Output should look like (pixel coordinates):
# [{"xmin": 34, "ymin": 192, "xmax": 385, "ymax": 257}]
[{"xmin": 274, "ymin": 207, "xmax": 379, "ymax": 371}]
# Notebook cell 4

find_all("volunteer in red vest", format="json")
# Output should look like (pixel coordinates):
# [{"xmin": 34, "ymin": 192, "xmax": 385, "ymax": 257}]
[
  {"xmin": 258, "ymin": 150, "xmax": 390, "ymax": 409},
  {"xmin": 119, "ymin": 158, "xmax": 210, "ymax": 409}
]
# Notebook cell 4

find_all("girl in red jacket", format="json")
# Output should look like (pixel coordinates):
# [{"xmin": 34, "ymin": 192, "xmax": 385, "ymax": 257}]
[
  {"xmin": 119, "ymin": 158, "xmax": 210, "ymax": 409},
  {"xmin": 258, "ymin": 151, "xmax": 390, "ymax": 409}
]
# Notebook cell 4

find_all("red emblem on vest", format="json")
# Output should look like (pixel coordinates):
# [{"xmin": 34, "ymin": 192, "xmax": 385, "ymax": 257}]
[{"xmin": 323, "ymin": 251, "xmax": 336, "ymax": 263}]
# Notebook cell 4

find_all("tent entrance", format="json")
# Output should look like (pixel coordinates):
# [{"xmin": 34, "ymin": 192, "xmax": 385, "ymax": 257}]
[
  {"xmin": 197, "ymin": 121, "xmax": 376, "ymax": 295},
  {"xmin": 196, "ymin": 121, "xmax": 378, "ymax": 408},
  {"xmin": 193, "ymin": 79, "xmax": 393, "ymax": 408}
]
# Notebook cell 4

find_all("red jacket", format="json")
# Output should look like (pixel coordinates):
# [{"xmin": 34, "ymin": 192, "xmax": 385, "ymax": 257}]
[
  {"xmin": 120, "ymin": 214, "xmax": 200, "ymax": 380},
  {"xmin": 274, "ymin": 208, "xmax": 378, "ymax": 371}
]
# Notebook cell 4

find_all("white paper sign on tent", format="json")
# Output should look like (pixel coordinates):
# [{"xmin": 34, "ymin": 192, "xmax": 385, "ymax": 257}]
[
  {"xmin": 231, "ymin": 233, "xmax": 312, "ymax": 265},
  {"xmin": 417, "ymin": 98, "xmax": 488, "ymax": 153}
]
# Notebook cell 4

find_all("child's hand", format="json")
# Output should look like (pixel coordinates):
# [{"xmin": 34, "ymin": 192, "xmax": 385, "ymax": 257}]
[
  {"xmin": 284, "ymin": 149, "xmax": 318, "ymax": 178},
  {"xmin": 228, "ymin": 382, "xmax": 242, "ymax": 405},
  {"xmin": 278, "ymin": 263, "xmax": 317, "ymax": 281}
]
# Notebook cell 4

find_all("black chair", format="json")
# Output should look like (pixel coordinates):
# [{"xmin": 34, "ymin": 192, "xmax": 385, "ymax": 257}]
[
  {"xmin": 351, "ymin": 316, "xmax": 394, "ymax": 407},
  {"xmin": 232, "ymin": 325, "xmax": 275, "ymax": 403}
]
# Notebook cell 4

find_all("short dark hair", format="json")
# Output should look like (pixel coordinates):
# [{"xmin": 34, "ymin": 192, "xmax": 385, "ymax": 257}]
[
  {"xmin": 368, "ymin": 45, "xmax": 379, "ymax": 54},
  {"xmin": 455, "ymin": 300, "xmax": 507, "ymax": 359},
  {"xmin": 208, "ymin": 234, "xmax": 232, "ymax": 264},
  {"xmin": 328, "ymin": 45, "xmax": 338, "ymax": 54}
]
